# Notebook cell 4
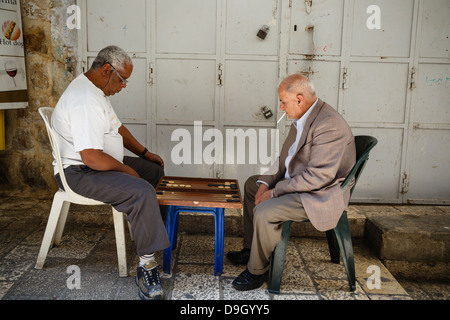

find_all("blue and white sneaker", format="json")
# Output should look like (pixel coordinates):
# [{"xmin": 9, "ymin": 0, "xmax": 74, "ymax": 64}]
[{"xmin": 136, "ymin": 261, "xmax": 163, "ymax": 300}]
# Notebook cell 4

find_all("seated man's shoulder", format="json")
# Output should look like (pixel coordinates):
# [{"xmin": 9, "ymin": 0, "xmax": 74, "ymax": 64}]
[
  {"xmin": 315, "ymin": 101, "xmax": 352, "ymax": 133},
  {"xmin": 319, "ymin": 101, "xmax": 341, "ymax": 116}
]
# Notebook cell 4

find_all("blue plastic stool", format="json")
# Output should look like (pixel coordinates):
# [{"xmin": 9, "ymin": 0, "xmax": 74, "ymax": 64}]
[{"xmin": 163, "ymin": 205, "xmax": 225, "ymax": 276}]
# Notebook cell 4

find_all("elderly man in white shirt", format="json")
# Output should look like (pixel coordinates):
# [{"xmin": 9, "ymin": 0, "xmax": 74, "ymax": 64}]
[{"xmin": 52, "ymin": 46, "xmax": 169, "ymax": 300}]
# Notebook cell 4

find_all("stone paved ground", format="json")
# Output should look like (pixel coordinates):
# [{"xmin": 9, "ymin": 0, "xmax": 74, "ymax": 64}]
[{"xmin": 0, "ymin": 197, "xmax": 448, "ymax": 304}]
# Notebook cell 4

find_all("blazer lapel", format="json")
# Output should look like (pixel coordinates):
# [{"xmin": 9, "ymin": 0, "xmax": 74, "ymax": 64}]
[
  {"xmin": 294, "ymin": 98, "xmax": 325, "ymax": 154},
  {"xmin": 279, "ymin": 123, "xmax": 297, "ymax": 168},
  {"xmin": 284, "ymin": 123, "xmax": 297, "ymax": 150}
]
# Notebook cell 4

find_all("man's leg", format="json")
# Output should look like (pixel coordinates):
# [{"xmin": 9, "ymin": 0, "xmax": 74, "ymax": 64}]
[
  {"xmin": 60, "ymin": 165, "xmax": 170, "ymax": 254},
  {"xmin": 123, "ymin": 156, "xmax": 164, "ymax": 187},
  {"xmin": 123, "ymin": 156, "xmax": 168, "ymax": 221},
  {"xmin": 242, "ymin": 175, "xmax": 259, "ymax": 249},
  {"xmin": 247, "ymin": 193, "xmax": 308, "ymax": 275},
  {"xmin": 59, "ymin": 165, "xmax": 170, "ymax": 299},
  {"xmin": 227, "ymin": 175, "xmax": 259, "ymax": 264},
  {"xmin": 232, "ymin": 192, "xmax": 308, "ymax": 291}
]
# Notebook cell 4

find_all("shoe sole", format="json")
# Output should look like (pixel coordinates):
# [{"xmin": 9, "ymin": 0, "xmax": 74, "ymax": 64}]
[
  {"xmin": 232, "ymin": 281, "xmax": 266, "ymax": 291},
  {"xmin": 231, "ymin": 273, "xmax": 268, "ymax": 291},
  {"xmin": 138, "ymin": 289, "xmax": 163, "ymax": 300},
  {"xmin": 135, "ymin": 275, "xmax": 164, "ymax": 300}
]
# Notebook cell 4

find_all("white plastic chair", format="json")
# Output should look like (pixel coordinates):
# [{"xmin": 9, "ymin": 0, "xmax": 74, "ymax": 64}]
[{"xmin": 36, "ymin": 107, "xmax": 131, "ymax": 277}]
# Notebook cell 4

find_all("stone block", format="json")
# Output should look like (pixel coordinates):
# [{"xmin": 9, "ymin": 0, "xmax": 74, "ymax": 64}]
[
  {"xmin": 366, "ymin": 214, "xmax": 450, "ymax": 263},
  {"xmin": 365, "ymin": 212, "xmax": 450, "ymax": 280},
  {"xmin": 24, "ymin": 25, "xmax": 49, "ymax": 54}
]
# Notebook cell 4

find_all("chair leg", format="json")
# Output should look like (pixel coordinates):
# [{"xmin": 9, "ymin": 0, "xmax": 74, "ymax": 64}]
[
  {"xmin": 172, "ymin": 210, "xmax": 181, "ymax": 250},
  {"xmin": 35, "ymin": 194, "xmax": 66, "ymax": 269},
  {"xmin": 53, "ymin": 200, "xmax": 70, "ymax": 246},
  {"xmin": 112, "ymin": 208, "xmax": 128, "ymax": 277},
  {"xmin": 326, "ymin": 229, "xmax": 340, "ymax": 264},
  {"xmin": 127, "ymin": 219, "xmax": 134, "ymax": 241},
  {"xmin": 268, "ymin": 220, "xmax": 293, "ymax": 294},
  {"xmin": 214, "ymin": 208, "xmax": 225, "ymax": 276},
  {"xmin": 163, "ymin": 205, "xmax": 176, "ymax": 274},
  {"xmin": 334, "ymin": 212, "xmax": 356, "ymax": 291}
]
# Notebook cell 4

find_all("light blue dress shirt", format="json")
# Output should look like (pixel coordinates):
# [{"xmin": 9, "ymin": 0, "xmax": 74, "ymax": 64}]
[
  {"xmin": 257, "ymin": 98, "xmax": 318, "ymax": 190},
  {"xmin": 283, "ymin": 98, "xmax": 318, "ymax": 179}
]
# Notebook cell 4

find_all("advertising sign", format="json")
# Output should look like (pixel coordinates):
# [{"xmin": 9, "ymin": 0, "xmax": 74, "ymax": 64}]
[{"xmin": 0, "ymin": 0, "xmax": 28, "ymax": 110}]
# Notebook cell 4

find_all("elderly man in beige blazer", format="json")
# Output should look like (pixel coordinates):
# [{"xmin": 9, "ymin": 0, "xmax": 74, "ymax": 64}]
[{"xmin": 229, "ymin": 74, "xmax": 356, "ymax": 291}]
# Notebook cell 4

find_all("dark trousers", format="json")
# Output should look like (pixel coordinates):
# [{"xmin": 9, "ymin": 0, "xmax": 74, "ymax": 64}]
[{"xmin": 56, "ymin": 156, "xmax": 170, "ymax": 256}]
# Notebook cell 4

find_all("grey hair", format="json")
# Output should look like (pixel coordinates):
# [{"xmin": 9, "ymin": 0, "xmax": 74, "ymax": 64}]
[
  {"xmin": 280, "ymin": 74, "xmax": 316, "ymax": 97},
  {"xmin": 91, "ymin": 46, "xmax": 133, "ymax": 72}
]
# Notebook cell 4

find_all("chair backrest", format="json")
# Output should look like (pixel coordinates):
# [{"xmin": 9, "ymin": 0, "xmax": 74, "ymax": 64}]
[
  {"xmin": 38, "ymin": 107, "xmax": 75, "ymax": 196},
  {"xmin": 341, "ymin": 135, "xmax": 378, "ymax": 196}
]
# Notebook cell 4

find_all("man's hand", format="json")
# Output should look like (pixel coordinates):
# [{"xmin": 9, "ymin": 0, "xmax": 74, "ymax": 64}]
[
  {"xmin": 255, "ymin": 184, "xmax": 272, "ymax": 205},
  {"xmin": 80, "ymin": 149, "xmax": 140, "ymax": 178},
  {"xmin": 119, "ymin": 125, "xmax": 165, "ymax": 167},
  {"xmin": 122, "ymin": 164, "xmax": 140, "ymax": 178},
  {"xmin": 146, "ymin": 152, "xmax": 164, "ymax": 167}
]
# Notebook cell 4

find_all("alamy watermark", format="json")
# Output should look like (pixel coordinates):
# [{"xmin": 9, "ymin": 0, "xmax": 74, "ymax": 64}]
[
  {"xmin": 366, "ymin": 265, "xmax": 381, "ymax": 289},
  {"xmin": 66, "ymin": 265, "xmax": 81, "ymax": 290},
  {"xmin": 66, "ymin": 5, "xmax": 81, "ymax": 30},
  {"xmin": 67, "ymin": 4, "xmax": 381, "ymax": 31},
  {"xmin": 171, "ymin": 121, "xmax": 280, "ymax": 167},
  {"xmin": 366, "ymin": 5, "xmax": 381, "ymax": 30}
]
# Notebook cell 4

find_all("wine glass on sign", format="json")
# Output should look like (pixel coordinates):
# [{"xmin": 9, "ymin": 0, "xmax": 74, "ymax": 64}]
[{"xmin": 5, "ymin": 61, "xmax": 17, "ymax": 87}]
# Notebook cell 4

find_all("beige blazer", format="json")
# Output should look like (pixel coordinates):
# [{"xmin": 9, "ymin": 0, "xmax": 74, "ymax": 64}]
[{"xmin": 259, "ymin": 99, "xmax": 356, "ymax": 231}]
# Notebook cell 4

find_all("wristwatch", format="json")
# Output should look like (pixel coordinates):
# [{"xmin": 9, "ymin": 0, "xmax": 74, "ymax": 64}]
[{"xmin": 139, "ymin": 147, "xmax": 148, "ymax": 158}]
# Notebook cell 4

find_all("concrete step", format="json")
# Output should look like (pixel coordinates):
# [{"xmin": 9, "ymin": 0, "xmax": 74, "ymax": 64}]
[{"xmin": 360, "ymin": 205, "xmax": 450, "ymax": 280}]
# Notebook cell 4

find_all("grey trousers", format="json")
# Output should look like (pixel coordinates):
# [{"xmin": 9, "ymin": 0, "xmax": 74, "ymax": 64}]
[
  {"xmin": 243, "ymin": 175, "xmax": 308, "ymax": 275},
  {"xmin": 56, "ymin": 156, "xmax": 170, "ymax": 256}
]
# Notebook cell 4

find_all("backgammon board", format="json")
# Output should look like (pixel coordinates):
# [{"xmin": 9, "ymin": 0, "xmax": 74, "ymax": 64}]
[{"xmin": 155, "ymin": 176, "xmax": 242, "ymax": 209}]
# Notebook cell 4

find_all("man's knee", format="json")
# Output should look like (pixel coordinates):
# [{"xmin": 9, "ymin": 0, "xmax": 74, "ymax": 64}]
[
  {"xmin": 156, "ymin": 165, "xmax": 165, "ymax": 179},
  {"xmin": 253, "ymin": 203, "xmax": 272, "ymax": 226},
  {"xmin": 244, "ymin": 175, "xmax": 259, "ymax": 196},
  {"xmin": 130, "ymin": 177, "xmax": 156, "ymax": 198}
]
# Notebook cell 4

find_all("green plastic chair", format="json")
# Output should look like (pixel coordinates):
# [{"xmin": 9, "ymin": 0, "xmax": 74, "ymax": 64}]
[{"xmin": 268, "ymin": 135, "xmax": 378, "ymax": 293}]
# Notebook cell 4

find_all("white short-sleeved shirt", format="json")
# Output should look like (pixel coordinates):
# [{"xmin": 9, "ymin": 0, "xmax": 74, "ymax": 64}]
[{"xmin": 51, "ymin": 74, "xmax": 123, "ymax": 174}]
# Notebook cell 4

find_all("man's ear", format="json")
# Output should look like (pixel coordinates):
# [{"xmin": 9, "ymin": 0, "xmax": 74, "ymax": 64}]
[
  {"xmin": 296, "ymin": 93, "xmax": 304, "ymax": 104},
  {"xmin": 101, "ymin": 63, "xmax": 111, "ymax": 77}
]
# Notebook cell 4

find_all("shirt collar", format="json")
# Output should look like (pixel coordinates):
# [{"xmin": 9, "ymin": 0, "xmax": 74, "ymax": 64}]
[{"xmin": 292, "ymin": 98, "xmax": 318, "ymax": 128}]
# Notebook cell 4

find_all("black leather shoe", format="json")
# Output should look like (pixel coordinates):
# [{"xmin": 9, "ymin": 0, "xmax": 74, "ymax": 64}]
[
  {"xmin": 226, "ymin": 248, "xmax": 250, "ymax": 265},
  {"xmin": 232, "ymin": 269, "xmax": 268, "ymax": 291}
]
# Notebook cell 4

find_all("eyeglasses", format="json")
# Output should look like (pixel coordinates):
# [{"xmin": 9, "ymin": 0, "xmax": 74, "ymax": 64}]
[{"xmin": 109, "ymin": 63, "xmax": 128, "ymax": 85}]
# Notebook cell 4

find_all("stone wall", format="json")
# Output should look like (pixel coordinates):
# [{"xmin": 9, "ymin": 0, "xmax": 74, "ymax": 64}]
[{"xmin": 0, "ymin": 0, "xmax": 78, "ymax": 199}]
